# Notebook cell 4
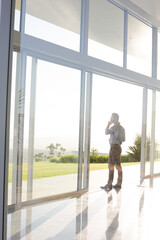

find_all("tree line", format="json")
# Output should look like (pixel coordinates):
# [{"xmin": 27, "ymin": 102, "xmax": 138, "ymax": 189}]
[{"xmin": 34, "ymin": 135, "xmax": 155, "ymax": 163}]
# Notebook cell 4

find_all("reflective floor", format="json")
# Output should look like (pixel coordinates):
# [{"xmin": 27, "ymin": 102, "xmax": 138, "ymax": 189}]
[{"xmin": 7, "ymin": 165, "xmax": 160, "ymax": 240}]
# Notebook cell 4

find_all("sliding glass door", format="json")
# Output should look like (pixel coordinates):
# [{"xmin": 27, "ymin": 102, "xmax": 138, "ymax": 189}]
[
  {"xmin": 8, "ymin": 52, "xmax": 83, "ymax": 206},
  {"xmin": 89, "ymin": 74, "xmax": 143, "ymax": 190}
]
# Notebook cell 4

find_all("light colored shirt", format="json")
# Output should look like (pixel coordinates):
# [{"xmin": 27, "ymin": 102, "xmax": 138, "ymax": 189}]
[{"xmin": 105, "ymin": 123, "xmax": 125, "ymax": 145}]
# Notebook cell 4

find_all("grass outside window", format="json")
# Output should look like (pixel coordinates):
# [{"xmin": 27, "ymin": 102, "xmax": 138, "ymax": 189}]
[{"xmin": 8, "ymin": 162, "xmax": 140, "ymax": 182}]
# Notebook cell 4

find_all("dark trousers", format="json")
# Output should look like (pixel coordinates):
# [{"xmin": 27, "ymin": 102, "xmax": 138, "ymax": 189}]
[{"xmin": 107, "ymin": 144, "xmax": 122, "ymax": 185}]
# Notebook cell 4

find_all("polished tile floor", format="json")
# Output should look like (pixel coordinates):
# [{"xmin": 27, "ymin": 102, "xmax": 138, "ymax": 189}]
[{"xmin": 7, "ymin": 165, "xmax": 160, "ymax": 240}]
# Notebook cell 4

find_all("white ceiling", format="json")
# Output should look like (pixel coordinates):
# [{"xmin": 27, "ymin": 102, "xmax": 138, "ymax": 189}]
[
  {"xmin": 15, "ymin": 0, "xmax": 160, "ymax": 29},
  {"xmin": 15, "ymin": 0, "xmax": 158, "ymax": 56},
  {"xmin": 115, "ymin": 0, "xmax": 160, "ymax": 26},
  {"xmin": 131, "ymin": 0, "xmax": 160, "ymax": 21}
]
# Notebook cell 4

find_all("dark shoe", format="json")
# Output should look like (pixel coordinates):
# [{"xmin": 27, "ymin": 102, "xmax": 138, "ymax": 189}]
[
  {"xmin": 113, "ymin": 184, "xmax": 121, "ymax": 189},
  {"xmin": 101, "ymin": 184, "xmax": 112, "ymax": 190}
]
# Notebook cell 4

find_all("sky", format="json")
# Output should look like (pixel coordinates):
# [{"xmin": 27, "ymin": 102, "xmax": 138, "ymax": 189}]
[{"xmin": 9, "ymin": 9, "xmax": 160, "ymax": 156}]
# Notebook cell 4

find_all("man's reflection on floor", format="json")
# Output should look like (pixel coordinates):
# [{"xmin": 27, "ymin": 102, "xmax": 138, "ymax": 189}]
[
  {"xmin": 76, "ymin": 194, "xmax": 88, "ymax": 240},
  {"xmin": 105, "ymin": 188, "xmax": 122, "ymax": 240}
]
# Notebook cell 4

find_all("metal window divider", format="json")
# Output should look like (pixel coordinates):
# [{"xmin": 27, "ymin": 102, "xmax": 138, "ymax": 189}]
[
  {"xmin": 150, "ymin": 27, "xmax": 158, "ymax": 179},
  {"xmin": 77, "ymin": 0, "xmax": 90, "ymax": 190}
]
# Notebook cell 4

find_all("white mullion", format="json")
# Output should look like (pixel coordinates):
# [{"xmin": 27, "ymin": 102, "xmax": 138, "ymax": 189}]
[
  {"xmin": 80, "ymin": 0, "xmax": 89, "ymax": 54},
  {"xmin": 140, "ymin": 88, "xmax": 148, "ymax": 184},
  {"xmin": 77, "ymin": 0, "xmax": 90, "ymax": 190},
  {"xmin": 83, "ymin": 72, "xmax": 92, "ymax": 189},
  {"xmin": 123, "ymin": 10, "xmax": 128, "ymax": 68},
  {"xmin": 150, "ymin": 27, "xmax": 158, "ymax": 177},
  {"xmin": 150, "ymin": 91, "xmax": 156, "ymax": 177},
  {"xmin": 13, "ymin": 31, "xmax": 160, "ymax": 91},
  {"xmin": 77, "ymin": 71, "xmax": 86, "ymax": 190},
  {"xmin": 27, "ymin": 58, "xmax": 37, "ymax": 200}
]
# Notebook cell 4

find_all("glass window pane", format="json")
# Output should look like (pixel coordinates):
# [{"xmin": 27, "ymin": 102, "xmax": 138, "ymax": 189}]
[
  {"xmin": 8, "ymin": 54, "xmax": 33, "ymax": 204},
  {"xmin": 15, "ymin": 0, "xmax": 21, "ymax": 31},
  {"xmin": 157, "ymin": 32, "xmax": 160, "ymax": 79},
  {"xmin": 88, "ymin": 0, "xmax": 124, "ymax": 66},
  {"xmin": 145, "ymin": 89, "xmax": 152, "ymax": 176},
  {"xmin": 155, "ymin": 92, "xmax": 160, "ymax": 174},
  {"xmin": 127, "ymin": 15, "xmax": 152, "ymax": 76},
  {"xmin": 32, "ymin": 61, "xmax": 81, "ymax": 199},
  {"xmin": 22, "ymin": 0, "xmax": 81, "ymax": 51},
  {"xmin": 90, "ymin": 75, "xmax": 142, "ymax": 190},
  {"xmin": 8, "ymin": 53, "xmax": 81, "ymax": 204},
  {"xmin": 8, "ymin": 52, "xmax": 18, "ymax": 205}
]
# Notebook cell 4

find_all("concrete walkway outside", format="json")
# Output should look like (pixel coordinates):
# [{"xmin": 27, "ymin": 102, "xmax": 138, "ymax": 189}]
[{"xmin": 8, "ymin": 162, "xmax": 160, "ymax": 205}]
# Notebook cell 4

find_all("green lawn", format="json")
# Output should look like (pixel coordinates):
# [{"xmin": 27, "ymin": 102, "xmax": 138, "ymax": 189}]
[{"xmin": 8, "ymin": 162, "xmax": 140, "ymax": 183}]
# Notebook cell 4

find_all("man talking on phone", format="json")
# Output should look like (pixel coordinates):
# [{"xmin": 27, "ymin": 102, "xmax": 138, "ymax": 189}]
[{"xmin": 101, "ymin": 113, "xmax": 125, "ymax": 191}]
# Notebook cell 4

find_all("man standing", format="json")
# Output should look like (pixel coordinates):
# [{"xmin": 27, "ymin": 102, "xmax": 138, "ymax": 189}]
[{"xmin": 101, "ymin": 113, "xmax": 125, "ymax": 190}]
